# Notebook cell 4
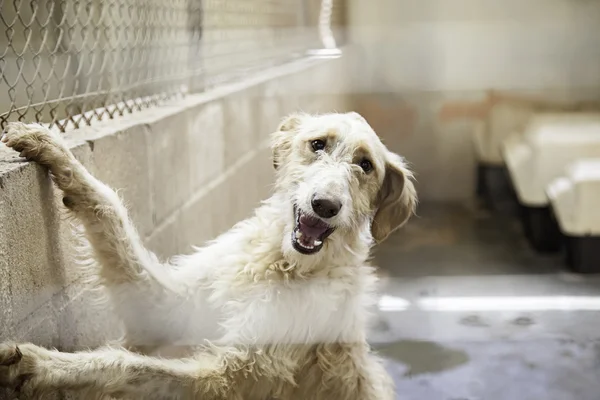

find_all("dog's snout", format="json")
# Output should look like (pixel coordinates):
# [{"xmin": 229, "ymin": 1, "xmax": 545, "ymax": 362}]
[{"xmin": 311, "ymin": 196, "xmax": 342, "ymax": 219}]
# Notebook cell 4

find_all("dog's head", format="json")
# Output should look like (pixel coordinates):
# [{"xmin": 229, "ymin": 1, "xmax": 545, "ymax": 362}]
[{"xmin": 271, "ymin": 112, "xmax": 417, "ymax": 258}]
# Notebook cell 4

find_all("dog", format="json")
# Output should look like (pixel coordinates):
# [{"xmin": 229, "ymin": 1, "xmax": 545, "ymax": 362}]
[{"xmin": 0, "ymin": 111, "xmax": 416, "ymax": 399}]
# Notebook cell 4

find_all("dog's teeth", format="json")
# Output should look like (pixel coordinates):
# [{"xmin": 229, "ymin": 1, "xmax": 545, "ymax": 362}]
[
  {"xmin": 314, "ymin": 240, "xmax": 322, "ymax": 246},
  {"xmin": 296, "ymin": 231, "xmax": 303, "ymax": 239}
]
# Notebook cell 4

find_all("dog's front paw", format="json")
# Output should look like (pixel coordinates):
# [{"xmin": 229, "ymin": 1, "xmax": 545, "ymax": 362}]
[
  {"xmin": 1, "ymin": 122, "xmax": 67, "ymax": 164},
  {"xmin": 0, "ymin": 343, "xmax": 37, "ymax": 392}
]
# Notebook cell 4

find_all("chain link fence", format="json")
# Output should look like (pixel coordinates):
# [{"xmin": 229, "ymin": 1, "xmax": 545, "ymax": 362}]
[{"xmin": 0, "ymin": 0, "xmax": 346, "ymax": 131}]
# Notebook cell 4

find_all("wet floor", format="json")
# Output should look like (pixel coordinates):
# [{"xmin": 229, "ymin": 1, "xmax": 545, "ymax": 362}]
[{"xmin": 371, "ymin": 203, "xmax": 600, "ymax": 400}]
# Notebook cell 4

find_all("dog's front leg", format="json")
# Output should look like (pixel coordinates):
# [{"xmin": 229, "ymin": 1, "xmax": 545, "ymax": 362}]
[
  {"xmin": 0, "ymin": 342, "xmax": 227, "ymax": 400},
  {"xmin": 1, "ymin": 123, "xmax": 187, "ymax": 346},
  {"xmin": 1, "ymin": 122, "xmax": 164, "ymax": 287}
]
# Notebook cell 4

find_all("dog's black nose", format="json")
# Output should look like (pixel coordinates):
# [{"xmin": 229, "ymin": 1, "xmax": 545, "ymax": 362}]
[{"xmin": 311, "ymin": 197, "xmax": 342, "ymax": 219}]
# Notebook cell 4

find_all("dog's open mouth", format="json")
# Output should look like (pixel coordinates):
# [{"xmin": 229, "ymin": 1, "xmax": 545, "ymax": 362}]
[{"xmin": 291, "ymin": 206, "xmax": 335, "ymax": 255}]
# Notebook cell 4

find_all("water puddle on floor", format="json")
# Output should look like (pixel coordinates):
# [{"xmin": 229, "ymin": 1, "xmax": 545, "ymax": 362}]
[{"xmin": 376, "ymin": 340, "xmax": 469, "ymax": 377}]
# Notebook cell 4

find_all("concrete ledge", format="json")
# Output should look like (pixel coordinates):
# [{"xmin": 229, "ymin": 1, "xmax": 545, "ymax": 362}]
[{"xmin": 0, "ymin": 54, "xmax": 350, "ymax": 350}]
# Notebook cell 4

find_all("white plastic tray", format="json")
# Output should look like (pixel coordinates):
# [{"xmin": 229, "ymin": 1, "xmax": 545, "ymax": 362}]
[
  {"xmin": 503, "ymin": 116, "xmax": 600, "ymax": 206},
  {"xmin": 547, "ymin": 159, "xmax": 600, "ymax": 236}
]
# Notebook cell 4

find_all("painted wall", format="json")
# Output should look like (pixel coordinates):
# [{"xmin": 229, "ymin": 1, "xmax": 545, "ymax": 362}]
[{"xmin": 347, "ymin": 0, "xmax": 600, "ymax": 200}]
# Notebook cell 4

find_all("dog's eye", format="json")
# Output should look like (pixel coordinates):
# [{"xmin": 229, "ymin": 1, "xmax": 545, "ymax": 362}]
[
  {"xmin": 359, "ymin": 159, "xmax": 373, "ymax": 173},
  {"xmin": 311, "ymin": 139, "xmax": 326, "ymax": 152},
  {"xmin": 311, "ymin": 139, "xmax": 326, "ymax": 151}
]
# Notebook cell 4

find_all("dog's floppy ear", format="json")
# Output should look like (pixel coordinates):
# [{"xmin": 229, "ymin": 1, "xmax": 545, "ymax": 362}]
[
  {"xmin": 371, "ymin": 152, "xmax": 417, "ymax": 243},
  {"xmin": 271, "ymin": 113, "xmax": 304, "ymax": 170}
]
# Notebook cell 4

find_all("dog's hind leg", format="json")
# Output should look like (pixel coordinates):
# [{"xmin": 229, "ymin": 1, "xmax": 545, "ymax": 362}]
[
  {"xmin": 1, "ymin": 123, "xmax": 184, "ymax": 345},
  {"xmin": 0, "ymin": 342, "xmax": 232, "ymax": 400}
]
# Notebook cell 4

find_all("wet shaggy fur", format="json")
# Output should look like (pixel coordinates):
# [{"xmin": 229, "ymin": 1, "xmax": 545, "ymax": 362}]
[{"xmin": 0, "ymin": 112, "xmax": 417, "ymax": 399}]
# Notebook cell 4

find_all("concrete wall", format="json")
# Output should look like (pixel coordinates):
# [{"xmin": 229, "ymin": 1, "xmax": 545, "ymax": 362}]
[
  {"xmin": 346, "ymin": 0, "xmax": 600, "ymax": 201},
  {"xmin": 0, "ymin": 56, "xmax": 350, "ymax": 355}
]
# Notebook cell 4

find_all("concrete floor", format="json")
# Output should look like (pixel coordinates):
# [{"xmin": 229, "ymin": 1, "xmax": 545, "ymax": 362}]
[{"xmin": 370, "ymin": 203, "xmax": 600, "ymax": 400}]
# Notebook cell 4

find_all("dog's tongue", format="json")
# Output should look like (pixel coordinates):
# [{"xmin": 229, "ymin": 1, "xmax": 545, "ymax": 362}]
[{"xmin": 298, "ymin": 214, "xmax": 329, "ymax": 239}]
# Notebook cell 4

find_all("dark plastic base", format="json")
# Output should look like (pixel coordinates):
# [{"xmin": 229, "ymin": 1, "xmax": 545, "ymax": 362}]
[
  {"xmin": 476, "ymin": 163, "xmax": 519, "ymax": 215},
  {"xmin": 476, "ymin": 164, "xmax": 487, "ymax": 197},
  {"xmin": 564, "ymin": 235, "xmax": 600, "ymax": 274},
  {"xmin": 519, "ymin": 205, "xmax": 562, "ymax": 253}
]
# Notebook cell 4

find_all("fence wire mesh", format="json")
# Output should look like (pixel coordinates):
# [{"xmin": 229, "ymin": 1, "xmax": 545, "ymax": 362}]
[{"xmin": 0, "ymin": 0, "xmax": 346, "ymax": 131}]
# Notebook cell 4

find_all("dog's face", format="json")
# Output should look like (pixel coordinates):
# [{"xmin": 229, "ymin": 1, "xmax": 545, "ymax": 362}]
[{"xmin": 271, "ymin": 112, "xmax": 416, "ymax": 257}]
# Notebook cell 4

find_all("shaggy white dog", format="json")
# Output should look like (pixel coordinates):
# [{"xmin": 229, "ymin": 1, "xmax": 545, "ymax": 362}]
[{"xmin": 0, "ymin": 112, "xmax": 416, "ymax": 399}]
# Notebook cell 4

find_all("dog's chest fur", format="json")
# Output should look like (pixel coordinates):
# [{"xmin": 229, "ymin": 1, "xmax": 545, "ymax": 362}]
[
  {"xmin": 217, "ymin": 274, "xmax": 373, "ymax": 345},
  {"xmin": 164, "ymin": 212, "xmax": 378, "ymax": 349}
]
